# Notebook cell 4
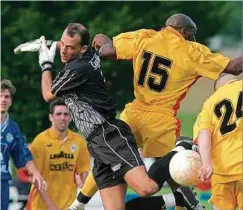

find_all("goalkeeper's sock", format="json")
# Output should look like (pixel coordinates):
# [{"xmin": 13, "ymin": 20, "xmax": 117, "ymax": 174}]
[
  {"xmin": 80, "ymin": 173, "xmax": 98, "ymax": 198},
  {"xmin": 173, "ymin": 191, "xmax": 185, "ymax": 206},
  {"xmin": 77, "ymin": 191, "xmax": 91, "ymax": 204}
]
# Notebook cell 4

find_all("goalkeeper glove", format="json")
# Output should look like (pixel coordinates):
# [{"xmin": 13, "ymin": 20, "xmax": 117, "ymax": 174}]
[
  {"xmin": 14, "ymin": 38, "xmax": 54, "ymax": 54},
  {"xmin": 38, "ymin": 36, "xmax": 56, "ymax": 72}
]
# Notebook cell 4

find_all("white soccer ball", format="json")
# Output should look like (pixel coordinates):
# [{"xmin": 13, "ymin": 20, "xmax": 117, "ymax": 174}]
[{"xmin": 169, "ymin": 150, "xmax": 202, "ymax": 187}]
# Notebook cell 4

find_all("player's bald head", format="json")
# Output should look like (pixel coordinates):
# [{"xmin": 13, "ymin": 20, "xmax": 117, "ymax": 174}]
[
  {"xmin": 166, "ymin": 13, "xmax": 197, "ymax": 41},
  {"xmin": 166, "ymin": 13, "xmax": 196, "ymax": 29}
]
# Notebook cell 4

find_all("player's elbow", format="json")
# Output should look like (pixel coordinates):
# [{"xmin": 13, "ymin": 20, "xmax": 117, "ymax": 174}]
[
  {"xmin": 41, "ymin": 89, "xmax": 57, "ymax": 102},
  {"xmin": 44, "ymin": 97, "xmax": 51, "ymax": 102},
  {"xmin": 223, "ymin": 56, "xmax": 242, "ymax": 75},
  {"xmin": 43, "ymin": 94, "xmax": 56, "ymax": 102}
]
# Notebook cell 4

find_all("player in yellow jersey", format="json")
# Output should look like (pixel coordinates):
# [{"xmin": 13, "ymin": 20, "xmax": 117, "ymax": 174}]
[
  {"xmin": 26, "ymin": 98, "xmax": 91, "ymax": 210},
  {"xmin": 68, "ymin": 13, "xmax": 241, "ymax": 210},
  {"xmin": 194, "ymin": 73, "xmax": 242, "ymax": 210},
  {"xmin": 94, "ymin": 13, "xmax": 241, "ymax": 159}
]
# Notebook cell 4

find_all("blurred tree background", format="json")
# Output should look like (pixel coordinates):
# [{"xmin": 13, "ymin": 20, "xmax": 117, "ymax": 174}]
[{"xmin": 1, "ymin": 1, "xmax": 242, "ymax": 141}]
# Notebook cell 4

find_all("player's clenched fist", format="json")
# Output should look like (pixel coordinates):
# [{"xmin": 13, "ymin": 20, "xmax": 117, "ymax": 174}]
[{"xmin": 92, "ymin": 34, "xmax": 112, "ymax": 51}]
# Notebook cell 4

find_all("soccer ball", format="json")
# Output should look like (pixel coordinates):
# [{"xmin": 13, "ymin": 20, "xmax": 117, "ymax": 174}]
[{"xmin": 169, "ymin": 150, "xmax": 202, "ymax": 187}]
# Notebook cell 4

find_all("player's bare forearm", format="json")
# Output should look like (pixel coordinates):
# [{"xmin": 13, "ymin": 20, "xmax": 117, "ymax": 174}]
[
  {"xmin": 25, "ymin": 161, "xmax": 38, "ymax": 176},
  {"xmin": 41, "ymin": 71, "xmax": 56, "ymax": 102},
  {"xmin": 197, "ymin": 129, "xmax": 212, "ymax": 166},
  {"xmin": 223, "ymin": 56, "xmax": 242, "ymax": 75}
]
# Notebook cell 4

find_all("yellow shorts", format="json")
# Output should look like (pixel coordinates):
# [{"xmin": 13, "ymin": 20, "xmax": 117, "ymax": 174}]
[
  {"xmin": 210, "ymin": 179, "xmax": 242, "ymax": 210},
  {"xmin": 119, "ymin": 103, "xmax": 180, "ymax": 158}
]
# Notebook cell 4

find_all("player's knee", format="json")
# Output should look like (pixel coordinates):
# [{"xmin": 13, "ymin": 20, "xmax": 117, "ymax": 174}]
[
  {"xmin": 124, "ymin": 166, "xmax": 159, "ymax": 196},
  {"xmin": 137, "ymin": 189, "xmax": 151, "ymax": 197},
  {"xmin": 136, "ymin": 182, "xmax": 158, "ymax": 197}
]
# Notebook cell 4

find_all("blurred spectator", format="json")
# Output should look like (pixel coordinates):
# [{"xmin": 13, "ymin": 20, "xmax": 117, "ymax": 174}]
[{"xmin": 1, "ymin": 79, "xmax": 46, "ymax": 210}]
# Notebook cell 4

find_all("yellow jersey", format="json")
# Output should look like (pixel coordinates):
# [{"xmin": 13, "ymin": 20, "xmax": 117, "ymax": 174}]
[
  {"xmin": 194, "ymin": 80, "xmax": 242, "ymax": 183},
  {"xmin": 27, "ymin": 128, "xmax": 90, "ymax": 210},
  {"xmin": 113, "ymin": 26, "xmax": 230, "ymax": 115}
]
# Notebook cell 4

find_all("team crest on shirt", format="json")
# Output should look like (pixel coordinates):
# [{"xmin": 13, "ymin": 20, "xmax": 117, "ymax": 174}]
[
  {"xmin": 71, "ymin": 143, "xmax": 76, "ymax": 153},
  {"xmin": 6, "ymin": 133, "xmax": 14, "ymax": 143}
]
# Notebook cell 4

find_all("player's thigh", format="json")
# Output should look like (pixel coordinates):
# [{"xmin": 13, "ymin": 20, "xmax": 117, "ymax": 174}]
[
  {"xmin": 89, "ymin": 119, "xmax": 144, "ymax": 190},
  {"xmin": 141, "ymin": 113, "xmax": 179, "ymax": 157},
  {"xmin": 120, "ymin": 104, "xmax": 143, "ymax": 148},
  {"xmin": 236, "ymin": 179, "xmax": 242, "ymax": 209},
  {"xmin": 100, "ymin": 183, "xmax": 127, "ymax": 210},
  {"xmin": 210, "ymin": 180, "xmax": 236, "ymax": 210}
]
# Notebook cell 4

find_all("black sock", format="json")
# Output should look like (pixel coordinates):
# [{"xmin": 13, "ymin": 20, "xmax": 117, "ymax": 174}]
[
  {"xmin": 126, "ymin": 196, "xmax": 165, "ymax": 210},
  {"xmin": 77, "ymin": 191, "xmax": 91, "ymax": 204},
  {"xmin": 148, "ymin": 151, "xmax": 177, "ymax": 189},
  {"xmin": 173, "ymin": 191, "xmax": 185, "ymax": 206}
]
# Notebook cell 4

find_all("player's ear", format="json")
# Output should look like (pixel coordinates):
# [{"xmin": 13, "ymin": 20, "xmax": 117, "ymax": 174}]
[
  {"xmin": 180, "ymin": 27, "xmax": 187, "ymax": 39},
  {"xmin": 9, "ymin": 98, "xmax": 12, "ymax": 107},
  {"xmin": 68, "ymin": 116, "xmax": 72, "ymax": 123},
  {"xmin": 49, "ymin": 113, "xmax": 52, "ymax": 122},
  {"xmin": 80, "ymin": 45, "xmax": 88, "ymax": 54}
]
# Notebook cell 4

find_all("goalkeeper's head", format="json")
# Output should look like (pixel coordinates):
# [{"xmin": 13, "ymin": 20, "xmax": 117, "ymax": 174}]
[
  {"xmin": 60, "ymin": 23, "xmax": 90, "ymax": 63},
  {"xmin": 165, "ymin": 13, "xmax": 197, "ymax": 42}
]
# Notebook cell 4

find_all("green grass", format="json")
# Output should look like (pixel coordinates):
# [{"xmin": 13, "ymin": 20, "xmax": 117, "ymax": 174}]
[{"xmin": 177, "ymin": 112, "xmax": 198, "ymax": 138}]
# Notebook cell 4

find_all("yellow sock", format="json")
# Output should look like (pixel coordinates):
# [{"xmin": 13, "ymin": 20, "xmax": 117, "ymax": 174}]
[
  {"xmin": 175, "ymin": 207, "xmax": 185, "ymax": 210},
  {"xmin": 80, "ymin": 172, "xmax": 98, "ymax": 197}
]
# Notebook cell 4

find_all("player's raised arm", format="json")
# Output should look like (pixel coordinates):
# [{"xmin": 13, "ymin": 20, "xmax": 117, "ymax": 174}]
[{"xmin": 223, "ymin": 56, "xmax": 242, "ymax": 75}]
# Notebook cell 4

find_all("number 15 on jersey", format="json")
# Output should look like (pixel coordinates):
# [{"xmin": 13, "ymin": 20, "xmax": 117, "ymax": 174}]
[{"xmin": 137, "ymin": 51, "xmax": 173, "ymax": 93}]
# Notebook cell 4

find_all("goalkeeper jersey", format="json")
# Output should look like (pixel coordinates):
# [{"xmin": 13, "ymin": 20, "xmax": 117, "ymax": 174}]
[
  {"xmin": 194, "ymin": 80, "xmax": 242, "ymax": 183},
  {"xmin": 27, "ymin": 128, "xmax": 90, "ymax": 210},
  {"xmin": 113, "ymin": 26, "xmax": 230, "ymax": 115}
]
